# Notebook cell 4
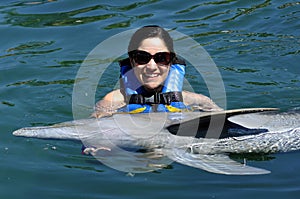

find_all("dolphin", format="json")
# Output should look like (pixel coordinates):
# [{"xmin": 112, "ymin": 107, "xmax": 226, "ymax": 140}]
[{"xmin": 12, "ymin": 108, "xmax": 300, "ymax": 175}]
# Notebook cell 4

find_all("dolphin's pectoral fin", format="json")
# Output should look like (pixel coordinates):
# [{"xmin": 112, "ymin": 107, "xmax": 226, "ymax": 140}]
[{"xmin": 164, "ymin": 148, "xmax": 270, "ymax": 175}]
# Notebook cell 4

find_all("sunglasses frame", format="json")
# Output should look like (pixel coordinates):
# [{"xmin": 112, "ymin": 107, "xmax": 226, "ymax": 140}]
[{"xmin": 129, "ymin": 50, "xmax": 175, "ymax": 66}]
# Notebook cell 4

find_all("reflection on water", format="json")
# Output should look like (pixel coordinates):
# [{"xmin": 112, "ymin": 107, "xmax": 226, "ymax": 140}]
[
  {"xmin": 245, "ymin": 81, "xmax": 279, "ymax": 86},
  {"xmin": 221, "ymin": 66, "xmax": 259, "ymax": 73},
  {"xmin": 7, "ymin": 79, "xmax": 75, "ymax": 87},
  {"xmin": 175, "ymin": 0, "xmax": 237, "ymax": 14},
  {"xmin": 3, "ymin": 5, "xmax": 118, "ymax": 27},
  {"xmin": 1, "ymin": 41, "xmax": 61, "ymax": 58},
  {"xmin": 175, "ymin": 0, "xmax": 273, "ymax": 23},
  {"xmin": 47, "ymin": 60, "xmax": 83, "ymax": 68},
  {"xmin": 1, "ymin": 1, "xmax": 157, "ymax": 28},
  {"xmin": 64, "ymin": 164, "xmax": 104, "ymax": 173},
  {"xmin": 7, "ymin": 41, "xmax": 54, "ymax": 51},
  {"xmin": 278, "ymin": 1, "xmax": 300, "ymax": 9},
  {"xmin": 2, "ymin": 101, "xmax": 15, "ymax": 107},
  {"xmin": 103, "ymin": 13, "xmax": 153, "ymax": 29},
  {"xmin": 222, "ymin": 0, "xmax": 271, "ymax": 22}
]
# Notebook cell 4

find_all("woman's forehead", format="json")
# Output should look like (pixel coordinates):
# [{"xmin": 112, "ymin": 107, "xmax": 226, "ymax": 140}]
[{"xmin": 138, "ymin": 38, "xmax": 169, "ymax": 53}]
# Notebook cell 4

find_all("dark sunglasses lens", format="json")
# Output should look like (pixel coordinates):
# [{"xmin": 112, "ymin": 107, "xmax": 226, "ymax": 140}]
[
  {"xmin": 132, "ymin": 51, "xmax": 174, "ymax": 65},
  {"xmin": 154, "ymin": 52, "xmax": 171, "ymax": 65},
  {"xmin": 134, "ymin": 51, "xmax": 151, "ymax": 65}
]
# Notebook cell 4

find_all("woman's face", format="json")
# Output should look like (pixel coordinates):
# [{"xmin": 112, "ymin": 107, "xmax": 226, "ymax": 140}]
[{"xmin": 132, "ymin": 37, "xmax": 171, "ymax": 91}]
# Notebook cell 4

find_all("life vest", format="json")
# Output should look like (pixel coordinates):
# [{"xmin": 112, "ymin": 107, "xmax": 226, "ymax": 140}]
[{"xmin": 118, "ymin": 58, "xmax": 189, "ymax": 113}]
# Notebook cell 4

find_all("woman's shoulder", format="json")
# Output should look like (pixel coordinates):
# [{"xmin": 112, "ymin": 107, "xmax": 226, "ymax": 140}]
[
  {"xmin": 91, "ymin": 89, "xmax": 126, "ymax": 118},
  {"xmin": 102, "ymin": 89, "xmax": 124, "ymax": 102}
]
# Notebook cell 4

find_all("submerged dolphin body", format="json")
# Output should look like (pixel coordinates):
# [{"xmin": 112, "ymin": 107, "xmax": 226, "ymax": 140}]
[{"xmin": 12, "ymin": 108, "xmax": 300, "ymax": 175}]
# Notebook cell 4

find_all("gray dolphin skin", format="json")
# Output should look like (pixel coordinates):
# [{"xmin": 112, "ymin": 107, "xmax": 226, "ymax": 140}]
[{"xmin": 12, "ymin": 108, "xmax": 300, "ymax": 175}]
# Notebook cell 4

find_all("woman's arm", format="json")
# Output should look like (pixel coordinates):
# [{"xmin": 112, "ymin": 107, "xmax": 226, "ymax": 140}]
[
  {"xmin": 91, "ymin": 89, "xmax": 126, "ymax": 118},
  {"xmin": 182, "ymin": 90, "xmax": 223, "ymax": 111}
]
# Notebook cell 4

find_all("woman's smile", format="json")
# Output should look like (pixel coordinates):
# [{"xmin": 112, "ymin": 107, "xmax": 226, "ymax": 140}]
[{"xmin": 143, "ymin": 73, "xmax": 159, "ymax": 80}]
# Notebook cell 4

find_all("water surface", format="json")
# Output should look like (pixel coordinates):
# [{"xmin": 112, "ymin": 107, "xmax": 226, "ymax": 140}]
[{"xmin": 1, "ymin": 1, "xmax": 299, "ymax": 198}]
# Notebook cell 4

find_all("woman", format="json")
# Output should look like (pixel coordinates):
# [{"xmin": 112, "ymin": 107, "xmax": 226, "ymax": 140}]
[{"xmin": 92, "ymin": 25, "xmax": 221, "ymax": 118}]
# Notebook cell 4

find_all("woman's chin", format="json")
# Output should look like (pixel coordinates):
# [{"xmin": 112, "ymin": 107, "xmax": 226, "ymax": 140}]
[{"xmin": 143, "ymin": 82, "xmax": 162, "ymax": 90}]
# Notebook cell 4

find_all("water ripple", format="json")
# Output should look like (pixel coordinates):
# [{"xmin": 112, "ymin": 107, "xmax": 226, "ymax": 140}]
[
  {"xmin": 1, "ymin": 1, "xmax": 159, "ymax": 28},
  {"xmin": 175, "ymin": 0, "xmax": 237, "ymax": 14},
  {"xmin": 278, "ymin": 2, "xmax": 300, "ymax": 9},
  {"xmin": 7, "ymin": 79, "xmax": 75, "ymax": 87},
  {"xmin": 222, "ymin": 0, "xmax": 272, "ymax": 22},
  {"xmin": 1, "ymin": 41, "xmax": 61, "ymax": 58},
  {"xmin": 2, "ymin": 6, "xmax": 119, "ymax": 27},
  {"xmin": 103, "ymin": 13, "xmax": 153, "ymax": 30}
]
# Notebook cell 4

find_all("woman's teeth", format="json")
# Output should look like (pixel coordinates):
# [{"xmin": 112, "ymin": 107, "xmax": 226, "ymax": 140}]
[{"xmin": 145, "ymin": 74, "xmax": 158, "ymax": 78}]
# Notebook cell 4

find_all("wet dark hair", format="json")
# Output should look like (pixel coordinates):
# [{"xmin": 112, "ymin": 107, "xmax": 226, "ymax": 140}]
[{"xmin": 128, "ymin": 25, "xmax": 174, "ymax": 53}]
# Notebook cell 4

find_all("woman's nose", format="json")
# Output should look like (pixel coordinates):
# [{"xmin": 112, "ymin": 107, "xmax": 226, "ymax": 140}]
[{"xmin": 145, "ymin": 58, "xmax": 157, "ymax": 70}]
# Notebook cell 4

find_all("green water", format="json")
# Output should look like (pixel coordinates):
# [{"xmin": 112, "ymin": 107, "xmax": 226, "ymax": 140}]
[{"xmin": 1, "ymin": 0, "xmax": 299, "ymax": 198}]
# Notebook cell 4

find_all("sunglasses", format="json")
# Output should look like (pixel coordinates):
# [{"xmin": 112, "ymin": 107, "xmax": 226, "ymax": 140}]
[{"xmin": 129, "ymin": 50, "xmax": 175, "ymax": 66}]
